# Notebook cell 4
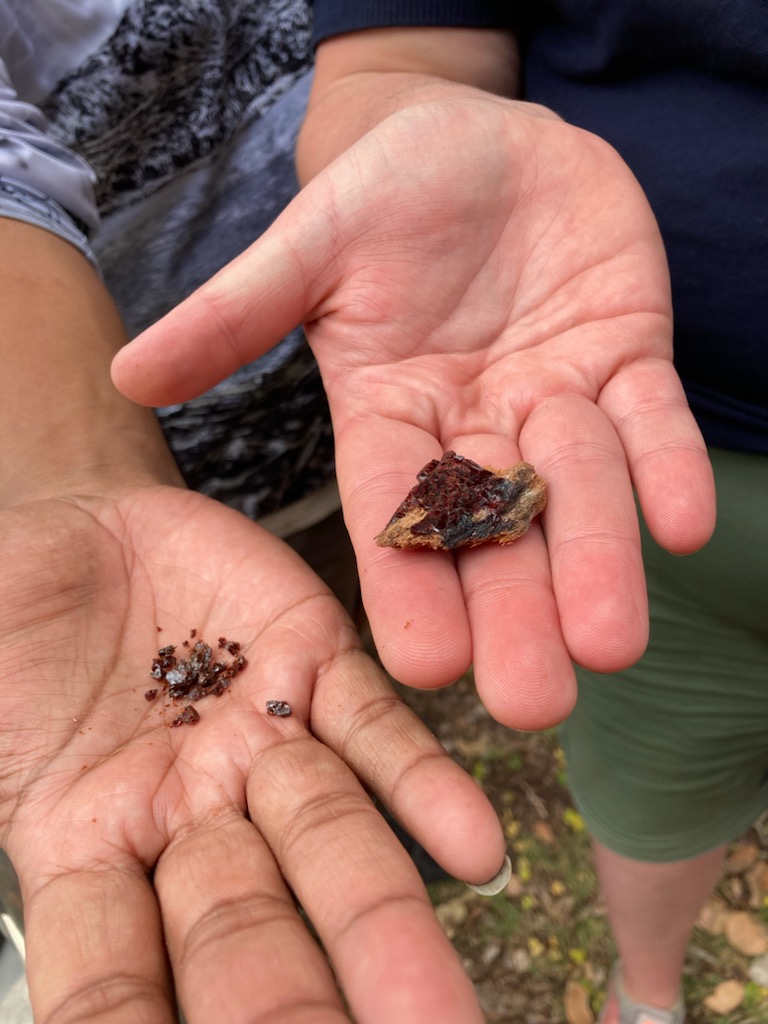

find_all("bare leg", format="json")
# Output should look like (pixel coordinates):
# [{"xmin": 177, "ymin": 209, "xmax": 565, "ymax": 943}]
[{"xmin": 593, "ymin": 839, "xmax": 727, "ymax": 1021}]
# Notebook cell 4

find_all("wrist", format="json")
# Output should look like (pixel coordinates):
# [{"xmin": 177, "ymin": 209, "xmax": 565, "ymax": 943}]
[
  {"xmin": 2, "ymin": 433, "xmax": 184, "ymax": 509},
  {"xmin": 0, "ymin": 218, "xmax": 184, "ymax": 508},
  {"xmin": 297, "ymin": 27, "xmax": 520, "ymax": 183}
]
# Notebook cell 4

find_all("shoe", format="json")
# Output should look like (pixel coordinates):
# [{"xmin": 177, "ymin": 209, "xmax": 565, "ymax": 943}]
[{"xmin": 597, "ymin": 962, "xmax": 685, "ymax": 1024}]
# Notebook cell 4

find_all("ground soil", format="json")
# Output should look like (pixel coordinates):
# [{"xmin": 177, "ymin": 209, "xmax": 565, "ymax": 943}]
[{"xmin": 393, "ymin": 673, "xmax": 768, "ymax": 1024}]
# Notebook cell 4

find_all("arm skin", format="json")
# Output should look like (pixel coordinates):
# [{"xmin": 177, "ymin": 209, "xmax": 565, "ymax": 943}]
[
  {"xmin": 0, "ymin": 218, "xmax": 505, "ymax": 1024},
  {"xmin": 0, "ymin": 218, "xmax": 182, "ymax": 504},
  {"xmin": 112, "ymin": 27, "xmax": 716, "ymax": 729}
]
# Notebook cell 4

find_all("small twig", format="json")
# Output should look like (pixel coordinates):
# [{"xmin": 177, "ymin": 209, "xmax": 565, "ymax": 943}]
[{"xmin": 520, "ymin": 780, "xmax": 549, "ymax": 820}]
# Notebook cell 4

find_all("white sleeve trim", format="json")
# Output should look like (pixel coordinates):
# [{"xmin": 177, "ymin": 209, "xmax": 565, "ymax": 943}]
[
  {"xmin": 0, "ymin": 58, "xmax": 99, "ymax": 232},
  {"xmin": 0, "ymin": 175, "xmax": 99, "ymax": 268}
]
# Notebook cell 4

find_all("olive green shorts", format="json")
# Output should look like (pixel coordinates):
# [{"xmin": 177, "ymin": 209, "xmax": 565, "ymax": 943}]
[{"xmin": 561, "ymin": 446, "xmax": 768, "ymax": 863}]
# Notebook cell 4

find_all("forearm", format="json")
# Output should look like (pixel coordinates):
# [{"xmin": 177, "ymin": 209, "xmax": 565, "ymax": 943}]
[
  {"xmin": 0, "ymin": 218, "xmax": 182, "ymax": 507},
  {"xmin": 296, "ymin": 27, "xmax": 520, "ymax": 182}
]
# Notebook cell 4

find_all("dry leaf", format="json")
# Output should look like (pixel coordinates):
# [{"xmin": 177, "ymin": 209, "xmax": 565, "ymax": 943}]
[
  {"xmin": 746, "ymin": 861, "xmax": 768, "ymax": 908},
  {"xmin": 747, "ymin": 954, "xmax": 768, "ymax": 987},
  {"xmin": 727, "ymin": 875, "xmax": 743, "ymax": 902},
  {"xmin": 452, "ymin": 737, "xmax": 493, "ymax": 759},
  {"xmin": 505, "ymin": 873, "xmax": 524, "ymax": 898},
  {"xmin": 528, "ymin": 937, "xmax": 545, "ymax": 958},
  {"xmin": 725, "ymin": 841, "xmax": 759, "ymax": 874},
  {"xmin": 509, "ymin": 948, "xmax": 532, "ymax": 973},
  {"xmin": 697, "ymin": 898, "xmax": 730, "ymax": 936},
  {"xmin": 435, "ymin": 895, "xmax": 471, "ymax": 938},
  {"xmin": 724, "ymin": 911, "xmax": 768, "ymax": 955},
  {"xmin": 533, "ymin": 821, "xmax": 556, "ymax": 844},
  {"xmin": 564, "ymin": 979, "xmax": 594, "ymax": 1024},
  {"xmin": 703, "ymin": 980, "xmax": 745, "ymax": 1014}
]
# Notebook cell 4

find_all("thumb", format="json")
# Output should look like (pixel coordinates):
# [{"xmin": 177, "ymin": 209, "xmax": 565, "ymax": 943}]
[{"xmin": 110, "ymin": 182, "xmax": 336, "ymax": 407}]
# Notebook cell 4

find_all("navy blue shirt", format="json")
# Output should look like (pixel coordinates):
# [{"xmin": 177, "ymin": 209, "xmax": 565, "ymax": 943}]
[{"xmin": 312, "ymin": 1, "xmax": 768, "ymax": 454}]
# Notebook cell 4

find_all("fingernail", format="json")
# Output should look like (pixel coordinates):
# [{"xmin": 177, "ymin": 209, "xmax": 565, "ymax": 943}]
[{"xmin": 465, "ymin": 854, "xmax": 512, "ymax": 896}]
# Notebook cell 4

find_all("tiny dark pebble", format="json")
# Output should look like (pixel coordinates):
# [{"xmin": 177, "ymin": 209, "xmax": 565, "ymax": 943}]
[
  {"xmin": 144, "ymin": 689, "xmax": 158, "ymax": 702},
  {"xmin": 266, "ymin": 700, "xmax": 292, "ymax": 717}
]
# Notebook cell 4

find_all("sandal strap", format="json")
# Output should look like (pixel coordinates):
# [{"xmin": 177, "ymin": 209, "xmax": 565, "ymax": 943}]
[
  {"xmin": 599, "ymin": 963, "xmax": 685, "ymax": 1024},
  {"xmin": 624, "ymin": 1012, "xmax": 684, "ymax": 1024}
]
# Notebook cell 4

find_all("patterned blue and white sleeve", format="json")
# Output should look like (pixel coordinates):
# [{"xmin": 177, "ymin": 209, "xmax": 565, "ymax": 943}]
[{"xmin": 0, "ymin": 57, "xmax": 99, "ymax": 263}]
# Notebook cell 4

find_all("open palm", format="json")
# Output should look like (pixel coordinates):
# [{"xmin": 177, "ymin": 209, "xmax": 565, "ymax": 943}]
[
  {"xmin": 0, "ymin": 487, "xmax": 503, "ymax": 1024},
  {"xmin": 113, "ymin": 90, "xmax": 715, "ymax": 728}
]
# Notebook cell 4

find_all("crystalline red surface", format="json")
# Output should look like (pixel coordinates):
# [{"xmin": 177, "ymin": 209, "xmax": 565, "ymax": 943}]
[
  {"xmin": 171, "ymin": 705, "xmax": 200, "ymax": 727},
  {"xmin": 376, "ymin": 451, "xmax": 547, "ymax": 551},
  {"xmin": 148, "ymin": 635, "xmax": 248, "ymax": 724}
]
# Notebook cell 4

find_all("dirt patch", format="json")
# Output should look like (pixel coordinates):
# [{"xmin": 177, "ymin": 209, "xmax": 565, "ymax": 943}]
[{"xmin": 394, "ymin": 672, "xmax": 768, "ymax": 1024}]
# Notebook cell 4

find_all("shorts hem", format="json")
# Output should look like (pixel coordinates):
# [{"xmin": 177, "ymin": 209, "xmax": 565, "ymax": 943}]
[{"xmin": 567, "ymin": 782, "xmax": 768, "ymax": 864}]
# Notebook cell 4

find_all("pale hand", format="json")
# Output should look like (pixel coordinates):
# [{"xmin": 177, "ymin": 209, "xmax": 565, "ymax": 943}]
[
  {"xmin": 112, "ymin": 89, "xmax": 716, "ymax": 728},
  {"xmin": 0, "ymin": 488, "xmax": 504, "ymax": 1024}
]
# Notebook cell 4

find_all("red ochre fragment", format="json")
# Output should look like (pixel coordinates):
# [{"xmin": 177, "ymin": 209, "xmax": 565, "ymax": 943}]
[
  {"xmin": 266, "ymin": 700, "xmax": 292, "ymax": 717},
  {"xmin": 171, "ymin": 705, "xmax": 200, "ymax": 727},
  {"xmin": 149, "ymin": 635, "xmax": 248, "ymax": 725},
  {"xmin": 375, "ymin": 451, "xmax": 547, "ymax": 551}
]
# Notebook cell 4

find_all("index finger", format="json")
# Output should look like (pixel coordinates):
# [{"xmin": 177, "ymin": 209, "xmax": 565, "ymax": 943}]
[{"xmin": 246, "ymin": 735, "xmax": 485, "ymax": 1024}]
